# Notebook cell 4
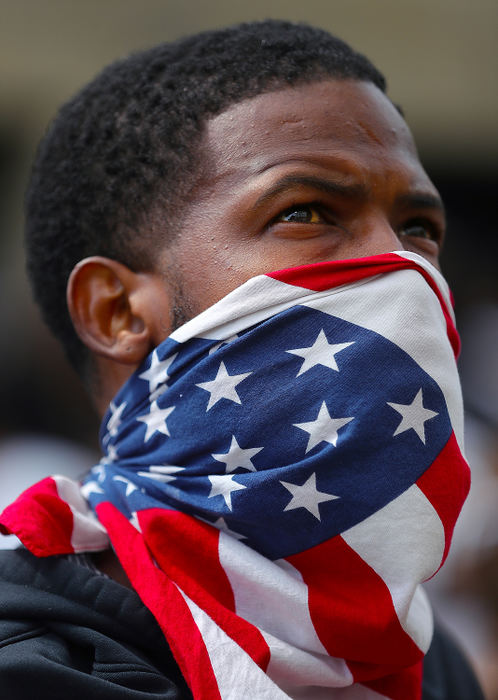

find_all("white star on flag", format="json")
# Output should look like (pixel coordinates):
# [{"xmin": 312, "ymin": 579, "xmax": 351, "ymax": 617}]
[
  {"xmin": 208, "ymin": 474, "xmax": 246, "ymax": 510},
  {"xmin": 139, "ymin": 350, "xmax": 178, "ymax": 397},
  {"xmin": 208, "ymin": 333, "xmax": 239, "ymax": 356},
  {"xmin": 196, "ymin": 361, "xmax": 252, "ymax": 411},
  {"xmin": 387, "ymin": 388, "xmax": 438, "ymax": 444},
  {"xmin": 80, "ymin": 480, "xmax": 104, "ymax": 498},
  {"xmin": 137, "ymin": 401, "xmax": 175, "ymax": 442},
  {"xmin": 102, "ymin": 444, "xmax": 119, "ymax": 463},
  {"xmin": 212, "ymin": 435, "xmax": 263, "ymax": 473},
  {"xmin": 294, "ymin": 401, "xmax": 354, "ymax": 453},
  {"xmin": 113, "ymin": 475, "xmax": 139, "ymax": 496},
  {"xmin": 212, "ymin": 517, "xmax": 246, "ymax": 540},
  {"xmin": 106, "ymin": 401, "xmax": 127, "ymax": 437},
  {"xmin": 92, "ymin": 463, "xmax": 107, "ymax": 482},
  {"xmin": 286, "ymin": 329, "xmax": 355, "ymax": 376},
  {"xmin": 137, "ymin": 465, "xmax": 185, "ymax": 483},
  {"xmin": 129, "ymin": 511, "xmax": 141, "ymax": 532},
  {"xmin": 280, "ymin": 472, "xmax": 339, "ymax": 520}
]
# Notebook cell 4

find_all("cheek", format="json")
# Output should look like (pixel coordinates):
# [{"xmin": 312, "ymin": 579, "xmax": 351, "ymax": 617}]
[
  {"xmin": 169, "ymin": 238, "xmax": 256, "ymax": 314},
  {"xmin": 173, "ymin": 236, "xmax": 343, "ymax": 314},
  {"xmin": 235, "ymin": 235, "xmax": 346, "ymax": 276},
  {"xmin": 169, "ymin": 217, "xmax": 383, "ymax": 316}
]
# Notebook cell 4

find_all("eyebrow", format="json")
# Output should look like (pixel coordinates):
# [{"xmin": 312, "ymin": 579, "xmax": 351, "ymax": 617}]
[
  {"xmin": 253, "ymin": 174, "xmax": 367, "ymax": 208},
  {"xmin": 396, "ymin": 192, "xmax": 446, "ymax": 217},
  {"xmin": 253, "ymin": 173, "xmax": 445, "ymax": 216}
]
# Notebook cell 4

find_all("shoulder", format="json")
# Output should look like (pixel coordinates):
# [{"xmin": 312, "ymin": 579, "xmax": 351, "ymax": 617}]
[
  {"xmin": 0, "ymin": 548, "xmax": 192, "ymax": 699},
  {"xmin": 423, "ymin": 623, "xmax": 485, "ymax": 700}
]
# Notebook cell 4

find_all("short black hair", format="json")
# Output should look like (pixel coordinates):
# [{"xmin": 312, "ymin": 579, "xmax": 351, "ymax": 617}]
[{"xmin": 25, "ymin": 19, "xmax": 387, "ymax": 374}]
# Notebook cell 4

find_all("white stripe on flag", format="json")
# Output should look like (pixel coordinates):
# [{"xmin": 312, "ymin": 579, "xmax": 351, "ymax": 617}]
[
  {"xmin": 218, "ymin": 532, "xmax": 353, "ymax": 689},
  {"xmin": 342, "ymin": 484, "xmax": 440, "ymax": 652},
  {"xmin": 178, "ymin": 587, "xmax": 291, "ymax": 699},
  {"xmin": 261, "ymin": 630, "xmax": 355, "ymax": 692},
  {"xmin": 54, "ymin": 475, "xmax": 108, "ymax": 552},
  {"xmin": 277, "ymin": 683, "xmax": 391, "ymax": 700},
  {"xmin": 395, "ymin": 250, "xmax": 455, "ymax": 322},
  {"xmin": 219, "ymin": 531, "xmax": 327, "ymax": 652},
  {"xmin": 170, "ymin": 274, "xmax": 367, "ymax": 345}
]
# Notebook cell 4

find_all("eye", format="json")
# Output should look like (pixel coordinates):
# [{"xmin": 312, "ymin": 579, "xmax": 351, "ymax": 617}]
[
  {"xmin": 399, "ymin": 219, "xmax": 440, "ymax": 242},
  {"xmin": 274, "ymin": 204, "xmax": 324, "ymax": 225}
]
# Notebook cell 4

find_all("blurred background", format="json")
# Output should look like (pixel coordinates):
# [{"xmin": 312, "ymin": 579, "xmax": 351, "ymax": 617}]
[{"xmin": 1, "ymin": 0, "xmax": 496, "ymax": 695}]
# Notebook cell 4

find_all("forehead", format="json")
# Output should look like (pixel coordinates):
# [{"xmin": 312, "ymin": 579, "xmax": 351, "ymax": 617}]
[{"xmin": 201, "ymin": 80, "xmax": 429, "ymax": 188}]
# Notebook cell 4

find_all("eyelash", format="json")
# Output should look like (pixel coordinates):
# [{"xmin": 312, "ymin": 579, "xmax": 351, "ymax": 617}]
[
  {"xmin": 271, "ymin": 204, "xmax": 442, "ymax": 244},
  {"xmin": 398, "ymin": 218, "xmax": 441, "ymax": 243}
]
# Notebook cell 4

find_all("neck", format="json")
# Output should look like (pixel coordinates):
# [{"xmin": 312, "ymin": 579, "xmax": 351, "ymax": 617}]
[{"xmin": 92, "ymin": 549, "xmax": 133, "ymax": 589}]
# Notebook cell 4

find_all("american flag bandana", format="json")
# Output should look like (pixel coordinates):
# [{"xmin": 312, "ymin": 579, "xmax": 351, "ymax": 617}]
[{"xmin": 1, "ymin": 252, "xmax": 470, "ymax": 700}]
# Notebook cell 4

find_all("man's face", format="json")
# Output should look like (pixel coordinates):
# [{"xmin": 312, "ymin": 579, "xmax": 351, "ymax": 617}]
[{"xmin": 157, "ymin": 79, "xmax": 445, "ymax": 327}]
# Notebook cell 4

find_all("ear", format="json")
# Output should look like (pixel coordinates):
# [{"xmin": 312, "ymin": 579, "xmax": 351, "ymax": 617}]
[{"xmin": 67, "ymin": 256, "xmax": 171, "ymax": 365}]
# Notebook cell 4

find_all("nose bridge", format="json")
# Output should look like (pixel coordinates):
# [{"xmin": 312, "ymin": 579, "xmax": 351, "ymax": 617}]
[
  {"xmin": 360, "ymin": 210, "xmax": 404, "ymax": 256},
  {"xmin": 346, "ymin": 146, "xmax": 417, "ymax": 258}
]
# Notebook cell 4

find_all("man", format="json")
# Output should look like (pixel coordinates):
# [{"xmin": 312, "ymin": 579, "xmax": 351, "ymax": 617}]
[{"xmin": 0, "ymin": 20, "xmax": 484, "ymax": 699}]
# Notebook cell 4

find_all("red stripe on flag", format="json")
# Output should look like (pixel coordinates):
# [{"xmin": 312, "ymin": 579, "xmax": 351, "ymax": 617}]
[
  {"xmin": 96, "ymin": 502, "xmax": 222, "ymax": 700},
  {"xmin": 138, "ymin": 508, "xmax": 271, "ymax": 671},
  {"xmin": 362, "ymin": 660, "xmax": 423, "ymax": 700},
  {"xmin": 416, "ymin": 433, "xmax": 470, "ymax": 570},
  {"xmin": 0, "ymin": 476, "xmax": 75, "ymax": 556},
  {"xmin": 139, "ymin": 509, "xmax": 235, "ymax": 610},
  {"xmin": 268, "ymin": 254, "xmax": 460, "ymax": 357},
  {"xmin": 268, "ymin": 254, "xmax": 406, "ymax": 291},
  {"xmin": 287, "ymin": 534, "xmax": 422, "ymax": 680}
]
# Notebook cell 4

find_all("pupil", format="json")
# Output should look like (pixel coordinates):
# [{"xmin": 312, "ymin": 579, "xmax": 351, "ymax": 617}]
[{"xmin": 285, "ymin": 208, "xmax": 310, "ymax": 223}]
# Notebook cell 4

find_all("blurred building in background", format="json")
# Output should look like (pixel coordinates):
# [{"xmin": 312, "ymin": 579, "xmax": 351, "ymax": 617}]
[{"xmin": 1, "ymin": 0, "xmax": 496, "ymax": 696}]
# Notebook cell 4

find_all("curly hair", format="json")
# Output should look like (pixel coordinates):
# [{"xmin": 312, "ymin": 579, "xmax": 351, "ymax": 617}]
[{"xmin": 25, "ymin": 19, "xmax": 387, "ymax": 373}]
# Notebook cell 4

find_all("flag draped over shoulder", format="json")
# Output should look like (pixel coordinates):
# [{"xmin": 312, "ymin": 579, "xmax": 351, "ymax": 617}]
[{"xmin": 0, "ymin": 252, "xmax": 470, "ymax": 700}]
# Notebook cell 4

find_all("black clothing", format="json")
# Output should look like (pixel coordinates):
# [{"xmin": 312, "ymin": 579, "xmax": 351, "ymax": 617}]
[
  {"xmin": 0, "ymin": 549, "xmax": 192, "ymax": 699},
  {"xmin": 0, "ymin": 549, "xmax": 484, "ymax": 699}
]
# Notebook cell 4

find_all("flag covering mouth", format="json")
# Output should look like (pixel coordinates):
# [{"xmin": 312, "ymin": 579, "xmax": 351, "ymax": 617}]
[{"xmin": 1, "ymin": 251, "xmax": 470, "ymax": 700}]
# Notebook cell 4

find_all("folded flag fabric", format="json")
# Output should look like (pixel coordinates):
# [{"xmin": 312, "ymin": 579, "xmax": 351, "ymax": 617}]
[{"xmin": 1, "ymin": 251, "xmax": 470, "ymax": 700}]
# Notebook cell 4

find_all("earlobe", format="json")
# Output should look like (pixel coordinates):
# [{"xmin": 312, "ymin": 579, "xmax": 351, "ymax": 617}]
[{"xmin": 67, "ymin": 257, "xmax": 154, "ymax": 365}]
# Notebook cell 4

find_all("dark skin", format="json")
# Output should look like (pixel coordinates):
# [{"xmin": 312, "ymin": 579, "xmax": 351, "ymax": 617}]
[
  {"xmin": 164, "ymin": 79, "xmax": 444, "ymax": 312},
  {"xmin": 67, "ymin": 79, "xmax": 446, "ymax": 584}
]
